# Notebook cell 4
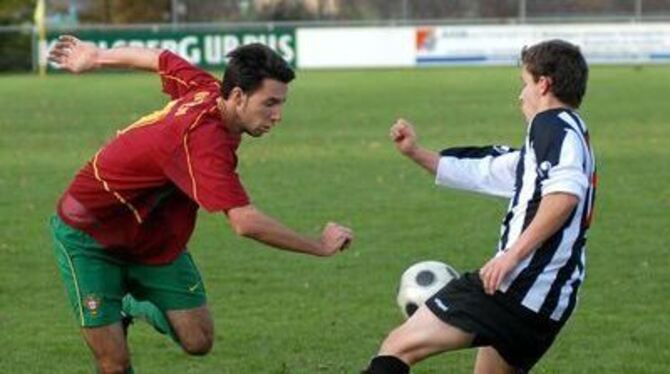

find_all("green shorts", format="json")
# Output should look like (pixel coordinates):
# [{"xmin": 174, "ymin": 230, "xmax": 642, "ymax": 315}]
[{"xmin": 49, "ymin": 215, "xmax": 207, "ymax": 327}]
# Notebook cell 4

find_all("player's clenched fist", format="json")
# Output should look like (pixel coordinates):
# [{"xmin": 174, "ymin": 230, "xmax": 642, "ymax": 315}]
[
  {"xmin": 318, "ymin": 222, "xmax": 353, "ymax": 256},
  {"xmin": 390, "ymin": 118, "xmax": 418, "ymax": 156}
]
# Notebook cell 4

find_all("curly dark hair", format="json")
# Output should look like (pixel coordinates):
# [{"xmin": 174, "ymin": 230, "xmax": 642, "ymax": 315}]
[
  {"xmin": 521, "ymin": 40, "xmax": 588, "ymax": 108},
  {"xmin": 221, "ymin": 43, "xmax": 295, "ymax": 99}
]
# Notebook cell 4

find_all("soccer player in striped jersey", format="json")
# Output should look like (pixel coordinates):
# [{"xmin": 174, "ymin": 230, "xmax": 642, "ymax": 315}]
[
  {"xmin": 364, "ymin": 40, "xmax": 596, "ymax": 373},
  {"xmin": 48, "ymin": 36, "xmax": 353, "ymax": 373}
]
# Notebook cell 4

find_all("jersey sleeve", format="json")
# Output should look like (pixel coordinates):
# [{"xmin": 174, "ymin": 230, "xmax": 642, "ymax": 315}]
[
  {"xmin": 158, "ymin": 50, "xmax": 220, "ymax": 100},
  {"xmin": 531, "ymin": 123, "xmax": 589, "ymax": 200},
  {"xmin": 162, "ymin": 123, "xmax": 250, "ymax": 213},
  {"xmin": 435, "ymin": 145, "xmax": 519, "ymax": 198}
]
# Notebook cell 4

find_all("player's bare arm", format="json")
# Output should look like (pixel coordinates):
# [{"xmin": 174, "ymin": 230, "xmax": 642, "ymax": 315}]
[
  {"xmin": 48, "ymin": 35, "xmax": 160, "ymax": 73},
  {"xmin": 227, "ymin": 204, "xmax": 353, "ymax": 257},
  {"xmin": 479, "ymin": 192, "xmax": 579, "ymax": 294},
  {"xmin": 390, "ymin": 118, "xmax": 440, "ymax": 174}
]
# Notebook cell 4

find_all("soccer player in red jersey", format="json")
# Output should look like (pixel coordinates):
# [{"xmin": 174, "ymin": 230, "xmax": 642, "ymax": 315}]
[{"xmin": 48, "ymin": 35, "xmax": 353, "ymax": 373}]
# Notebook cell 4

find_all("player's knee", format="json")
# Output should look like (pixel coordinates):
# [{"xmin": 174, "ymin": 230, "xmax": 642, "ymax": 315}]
[
  {"xmin": 180, "ymin": 326, "xmax": 214, "ymax": 356},
  {"xmin": 380, "ymin": 328, "xmax": 406, "ymax": 355},
  {"xmin": 380, "ymin": 327, "xmax": 420, "ymax": 364},
  {"xmin": 181, "ymin": 336, "xmax": 213, "ymax": 356}
]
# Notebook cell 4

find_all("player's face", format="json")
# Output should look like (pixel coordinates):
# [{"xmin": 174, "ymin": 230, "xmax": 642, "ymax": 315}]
[
  {"xmin": 518, "ymin": 65, "xmax": 544, "ymax": 122},
  {"xmin": 237, "ymin": 79, "xmax": 288, "ymax": 137}
]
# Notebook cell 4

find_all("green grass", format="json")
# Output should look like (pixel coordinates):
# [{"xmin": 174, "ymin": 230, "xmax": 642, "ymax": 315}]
[{"xmin": 1, "ymin": 64, "xmax": 668, "ymax": 373}]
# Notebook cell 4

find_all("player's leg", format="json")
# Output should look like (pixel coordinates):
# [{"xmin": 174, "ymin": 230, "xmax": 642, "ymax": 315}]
[
  {"xmin": 50, "ymin": 215, "xmax": 132, "ymax": 372},
  {"xmin": 474, "ymin": 346, "xmax": 518, "ymax": 374},
  {"xmin": 81, "ymin": 323, "xmax": 131, "ymax": 374},
  {"xmin": 122, "ymin": 295, "xmax": 213, "ymax": 355},
  {"xmin": 166, "ymin": 305, "xmax": 214, "ymax": 355},
  {"xmin": 364, "ymin": 305, "xmax": 474, "ymax": 373},
  {"xmin": 121, "ymin": 295, "xmax": 180, "ymax": 342},
  {"xmin": 380, "ymin": 306, "xmax": 474, "ymax": 363},
  {"xmin": 127, "ymin": 251, "xmax": 212, "ymax": 355}
]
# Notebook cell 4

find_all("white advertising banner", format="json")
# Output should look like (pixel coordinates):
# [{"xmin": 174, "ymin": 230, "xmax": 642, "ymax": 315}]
[
  {"xmin": 297, "ymin": 27, "xmax": 415, "ymax": 68},
  {"xmin": 416, "ymin": 23, "xmax": 670, "ymax": 66}
]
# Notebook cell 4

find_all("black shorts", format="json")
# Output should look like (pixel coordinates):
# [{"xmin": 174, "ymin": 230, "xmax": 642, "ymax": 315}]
[{"xmin": 426, "ymin": 272, "xmax": 564, "ymax": 372}]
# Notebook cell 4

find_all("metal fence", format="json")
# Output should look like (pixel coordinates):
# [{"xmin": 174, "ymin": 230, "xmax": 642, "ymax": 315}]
[
  {"xmin": 30, "ymin": 0, "xmax": 670, "ymax": 24},
  {"xmin": 3, "ymin": 0, "xmax": 670, "ymax": 71}
]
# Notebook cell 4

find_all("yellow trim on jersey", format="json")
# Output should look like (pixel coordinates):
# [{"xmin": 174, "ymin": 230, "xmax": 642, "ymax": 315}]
[
  {"xmin": 117, "ymin": 99, "xmax": 178, "ymax": 136},
  {"xmin": 54, "ymin": 237, "xmax": 85, "ymax": 326},
  {"xmin": 175, "ymin": 91, "xmax": 209, "ymax": 117},
  {"xmin": 182, "ymin": 107, "xmax": 215, "ymax": 206},
  {"xmin": 92, "ymin": 151, "xmax": 143, "ymax": 224},
  {"xmin": 182, "ymin": 133, "xmax": 200, "ymax": 205},
  {"xmin": 160, "ymin": 72, "xmax": 220, "ymax": 89},
  {"xmin": 160, "ymin": 73, "xmax": 191, "ymax": 88}
]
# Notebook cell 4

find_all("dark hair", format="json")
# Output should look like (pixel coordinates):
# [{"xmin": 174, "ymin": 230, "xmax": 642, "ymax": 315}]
[
  {"xmin": 221, "ymin": 43, "xmax": 295, "ymax": 99},
  {"xmin": 521, "ymin": 39, "xmax": 588, "ymax": 108}
]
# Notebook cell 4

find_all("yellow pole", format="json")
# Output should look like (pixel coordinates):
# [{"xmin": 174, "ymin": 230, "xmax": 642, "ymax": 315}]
[{"xmin": 34, "ymin": 0, "xmax": 47, "ymax": 77}]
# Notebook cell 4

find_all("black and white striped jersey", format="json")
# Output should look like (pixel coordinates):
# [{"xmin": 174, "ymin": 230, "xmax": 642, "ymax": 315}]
[{"xmin": 435, "ymin": 108, "xmax": 596, "ymax": 323}]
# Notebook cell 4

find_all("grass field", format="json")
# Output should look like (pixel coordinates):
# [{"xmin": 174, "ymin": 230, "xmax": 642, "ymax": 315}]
[{"xmin": 0, "ymin": 64, "xmax": 668, "ymax": 373}]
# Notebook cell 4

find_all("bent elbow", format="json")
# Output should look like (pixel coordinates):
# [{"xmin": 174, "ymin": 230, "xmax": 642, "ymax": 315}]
[
  {"xmin": 227, "ymin": 205, "xmax": 264, "ymax": 238},
  {"xmin": 231, "ymin": 221, "xmax": 254, "ymax": 237}
]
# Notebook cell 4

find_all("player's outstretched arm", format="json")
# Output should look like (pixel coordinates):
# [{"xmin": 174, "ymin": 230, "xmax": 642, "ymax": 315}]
[
  {"xmin": 48, "ymin": 35, "xmax": 160, "ymax": 73},
  {"xmin": 390, "ymin": 118, "xmax": 440, "ymax": 175},
  {"xmin": 227, "ymin": 204, "xmax": 353, "ymax": 257}
]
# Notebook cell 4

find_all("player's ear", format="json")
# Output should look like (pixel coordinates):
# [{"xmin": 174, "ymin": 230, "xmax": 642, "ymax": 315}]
[
  {"xmin": 230, "ymin": 87, "xmax": 246, "ymax": 107},
  {"xmin": 539, "ymin": 76, "xmax": 552, "ymax": 95}
]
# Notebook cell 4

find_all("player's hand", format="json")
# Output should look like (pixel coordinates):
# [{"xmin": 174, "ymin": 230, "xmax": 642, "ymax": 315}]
[
  {"xmin": 479, "ymin": 250, "xmax": 519, "ymax": 295},
  {"xmin": 318, "ymin": 222, "xmax": 353, "ymax": 256},
  {"xmin": 48, "ymin": 35, "xmax": 100, "ymax": 73},
  {"xmin": 390, "ymin": 118, "xmax": 418, "ymax": 156}
]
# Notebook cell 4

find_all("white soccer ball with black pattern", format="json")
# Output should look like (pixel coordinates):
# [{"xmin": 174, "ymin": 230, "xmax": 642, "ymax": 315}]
[{"xmin": 396, "ymin": 260, "xmax": 459, "ymax": 318}]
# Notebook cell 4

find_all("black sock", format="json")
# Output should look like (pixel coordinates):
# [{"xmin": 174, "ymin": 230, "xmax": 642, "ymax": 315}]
[{"xmin": 362, "ymin": 355, "xmax": 410, "ymax": 374}]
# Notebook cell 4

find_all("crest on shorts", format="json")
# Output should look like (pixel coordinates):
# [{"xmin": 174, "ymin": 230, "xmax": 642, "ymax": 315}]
[{"xmin": 83, "ymin": 294, "xmax": 101, "ymax": 317}]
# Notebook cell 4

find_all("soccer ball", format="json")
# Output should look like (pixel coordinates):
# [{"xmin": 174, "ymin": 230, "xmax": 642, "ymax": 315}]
[{"xmin": 396, "ymin": 260, "xmax": 459, "ymax": 318}]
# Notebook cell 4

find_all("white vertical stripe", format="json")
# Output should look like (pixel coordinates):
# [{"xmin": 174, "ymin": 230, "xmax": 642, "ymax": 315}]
[
  {"xmin": 550, "ymin": 262, "xmax": 583, "ymax": 321},
  {"xmin": 521, "ymin": 201, "xmax": 584, "ymax": 312},
  {"xmin": 497, "ymin": 198, "xmax": 515, "ymax": 252},
  {"xmin": 559, "ymin": 112, "xmax": 591, "ymax": 168},
  {"xmin": 540, "ymin": 131, "xmax": 588, "ymax": 198},
  {"xmin": 500, "ymin": 137, "xmax": 540, "ymax": 291},
  {"xmin": 500, "ymin": 252, "xmax": 534, "ymax": 292},
  {"xmin": 561, "ymin": 111, "xmax": 586, "ymax": 134},
  {"xmin": 560, "ymin": 110, "xmax": 596, "ymax": 225}
]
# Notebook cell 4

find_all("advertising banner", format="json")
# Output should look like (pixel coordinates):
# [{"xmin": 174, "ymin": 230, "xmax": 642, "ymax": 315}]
[
  {"xmin": 297, "ymin": 27, "xmax": 415, "ymax": 69},
  {"xmin": 42, "ymin": 27, "xmax": 296, "ymax": 70},
  {"xmin": 416, "ymin": 23, "xmax": 670, "ymax": 66},
  {"xmin": 36, "ymin": 23, "xmax": 670, "ymax": 71}
]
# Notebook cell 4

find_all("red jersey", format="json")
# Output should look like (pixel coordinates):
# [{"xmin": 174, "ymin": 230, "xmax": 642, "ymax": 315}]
[{"xmin": 57, "ymin": 51, "xmax": 250, "ymax": 264}]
